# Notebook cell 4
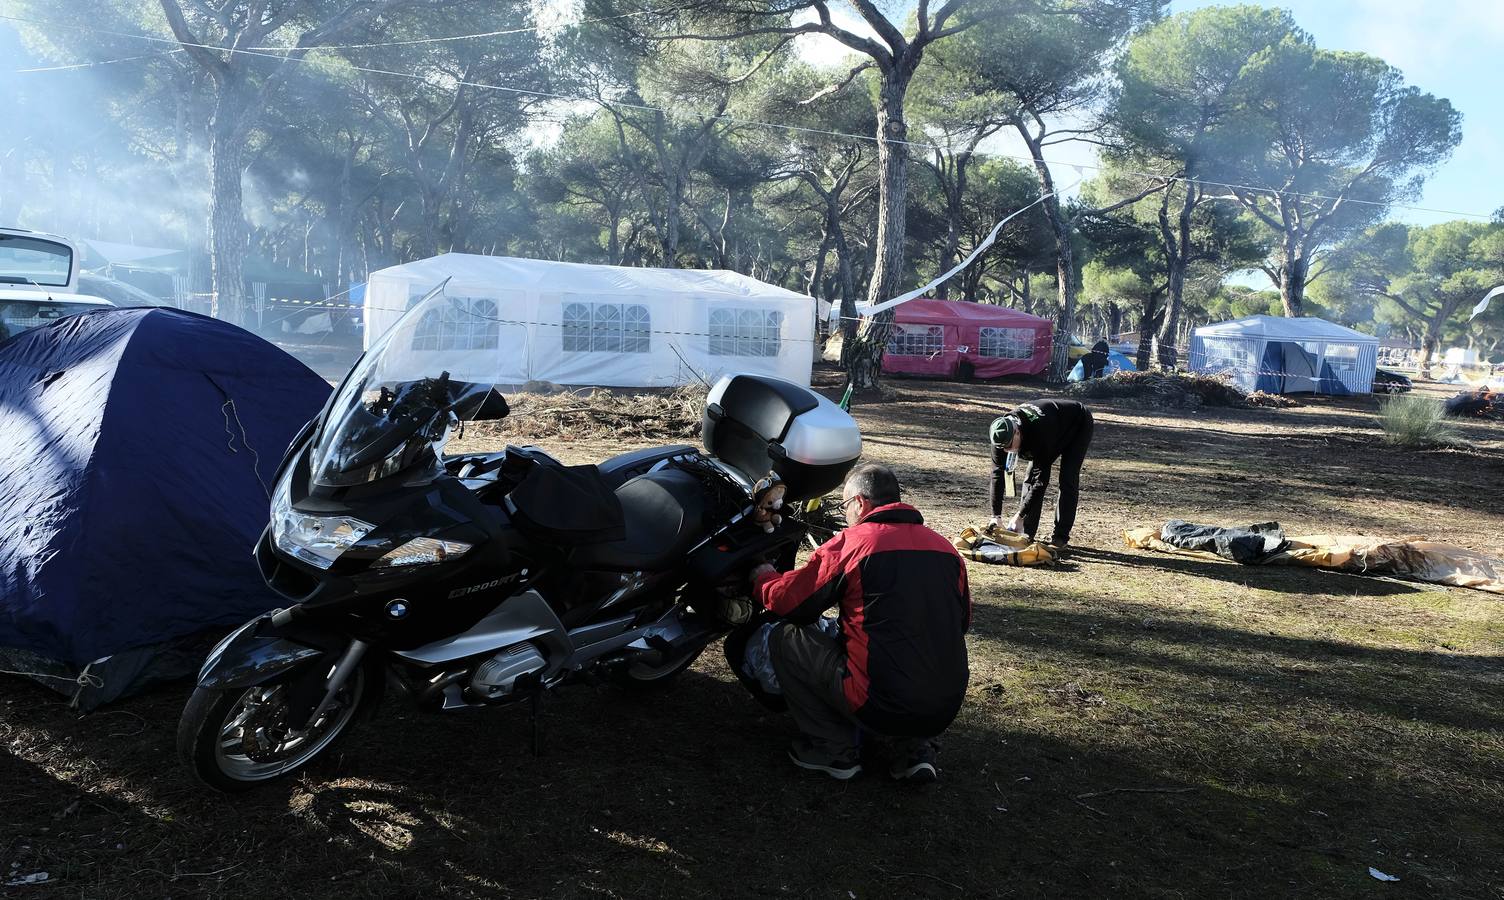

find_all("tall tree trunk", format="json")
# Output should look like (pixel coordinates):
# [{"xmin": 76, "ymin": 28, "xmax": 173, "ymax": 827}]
[
  {"xmin": 333, "ymin": 138, "xmax": 357, "ymax": 292},
  {"xmin": 207, "ymin": 98, "xmax": 248, "ymax": 326},
  {"xmin": 1417, "ymin": 298, "xmax": 1464, "ymax": 375},
  {"xmin": 829, "ymin": 194, "xmax": 859, "ymax": 341},
  {"xmin": 935, "ymin": 156, "xmax": 965, "ymax": 301},
  {"xmin": 845, "ymin": 70, "xmax": 912, "ymax": 391},
  {"xmin": 1019, "ymin": 130, "xmax": 1076, "ymax": 381},
  {"xmin": 661, "ymin": 164, "xmax": 682, "ymax": 267},
  {"xmin": 1417, "ymin": 329, "xmax": 1438, "ymax": 376},
  {"xmin": 1156, "ymin": 183, "xmax": 1196, "ymax": 369},
  {"xmin": 1279, "ymin": 235, "xmax": 1308, "ymax": 316},
  {"xmin": 807, "ymin": 227, "xmax": 832, "ymax": 299},
  {"xmin": 1136, "ymin": 291, "xmax": 1161, "ymax": 371}
]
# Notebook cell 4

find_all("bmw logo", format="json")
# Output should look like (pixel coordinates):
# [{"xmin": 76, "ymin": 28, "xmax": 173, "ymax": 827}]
[{"xmin": 385, "ymin": 600, "xmax": 409, "ymax": 619}]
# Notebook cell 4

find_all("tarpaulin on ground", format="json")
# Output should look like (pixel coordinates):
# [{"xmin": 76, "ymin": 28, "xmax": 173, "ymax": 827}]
[
  {"xmin": 1124, "ymin": 522, "xmax": 1504, "ymax": 594},
  {"xmin": 954, "ymin": 525, "xmax": 1056, "ymax": 566},
  {"xmin": 1160, "ymin": 520, "xmax": 1288, "ymax": 564}
]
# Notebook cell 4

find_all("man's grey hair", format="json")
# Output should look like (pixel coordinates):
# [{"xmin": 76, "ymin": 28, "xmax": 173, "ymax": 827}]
[{"xmin": 844, "ymin": 462, "xmax": 900, "ymax": 506}]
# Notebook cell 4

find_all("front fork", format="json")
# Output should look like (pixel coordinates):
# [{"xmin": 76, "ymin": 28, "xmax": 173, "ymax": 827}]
[{"xmin": 291, "ymin": 639, "xmax": 369, "ymax": 736}]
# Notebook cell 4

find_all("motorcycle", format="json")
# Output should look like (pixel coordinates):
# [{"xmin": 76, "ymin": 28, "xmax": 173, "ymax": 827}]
[{"xmin": 177, "ymin": 283, "xmax": 863, "ymax": 792}]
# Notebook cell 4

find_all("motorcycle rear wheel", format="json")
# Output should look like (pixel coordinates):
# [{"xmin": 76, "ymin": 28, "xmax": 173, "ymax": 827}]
[{"xmin": 178, "ymin": 664, "xmax": 377, "ymax": 792}]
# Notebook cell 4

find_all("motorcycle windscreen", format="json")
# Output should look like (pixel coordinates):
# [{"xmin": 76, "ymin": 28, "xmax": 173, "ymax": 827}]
[{"xmin": 312, "ymin": 281, "xmax": 505, "ymax": 486}]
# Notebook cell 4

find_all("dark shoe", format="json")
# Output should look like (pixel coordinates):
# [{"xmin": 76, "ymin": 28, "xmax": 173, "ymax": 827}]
[
  {"xmin": 1045, "ymin": 539, "xmax": 1070, "ymax": 558},
  {"xmin": 788, "ymin": 738, "xmax": 862, "ymax": 781},
  {"xmin": 889, "ymin": 743, "xmax": 938, "ymax": 784}
]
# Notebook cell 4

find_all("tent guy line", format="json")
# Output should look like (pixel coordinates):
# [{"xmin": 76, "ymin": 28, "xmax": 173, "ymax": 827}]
[
  {"xmin": 0, "ymin": 11, "xmax": 1492, "ymax": 222},
  {"xmin": 14, "ymin": 49, "xmax": 179, "ymax": 72}
]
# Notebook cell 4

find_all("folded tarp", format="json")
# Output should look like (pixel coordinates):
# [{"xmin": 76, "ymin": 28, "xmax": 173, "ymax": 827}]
[
  {"xmin": 1160, "ymin": 520, "xmax": 1288, "ymax": 564},
  {"xmin": 1125, "ymin": 523, "xmax": 1504, "ymax": 594},
  {"xmin": 954, "ymin": 525, "xmax": 1056, "ymax": 566}
]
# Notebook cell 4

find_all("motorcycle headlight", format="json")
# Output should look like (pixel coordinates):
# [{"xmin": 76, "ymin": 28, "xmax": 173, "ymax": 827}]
[
  {"xmin": 271, "ymin": 489, "xmax": 375, "ymax": 570},
  {"xmin": 372, "ymin": 537, "xmax": 473, "ymax": 568}
]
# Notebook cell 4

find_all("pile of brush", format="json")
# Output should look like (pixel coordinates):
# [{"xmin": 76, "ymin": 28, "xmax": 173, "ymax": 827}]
[
  {"xmin": 468, "ymin": 384, "xmax": 706, "ymax": 443},
  {"xmin": 1065, "ymin": 371, "xmax": 1295, "ymax": 409}
]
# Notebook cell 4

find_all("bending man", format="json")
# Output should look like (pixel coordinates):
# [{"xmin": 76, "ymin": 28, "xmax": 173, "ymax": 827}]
[{"xmin": 989, "ymin": 400, "xmax": 1095, "ymax": 549}]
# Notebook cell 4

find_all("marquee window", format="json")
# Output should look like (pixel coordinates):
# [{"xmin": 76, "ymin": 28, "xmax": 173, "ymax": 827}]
[
  {"xmin": 410, "ymin": 297, "xmax": 500, "ymax": 351},
  {"xmin": 1323, "ymin": 343, "xmax": 1360, "ymax": 372},
  {"xmin": 562, "ymin": 302, "xmax": 651, "ymax": 353},
  {"xmin": 978, "ymin": 326, "xmax": 1035, "ymax": 359},
  {"xmin": 710, "ymin": 308, "xmax": 782, "ymax": 357},
  {"xmin": 1200, "ymin": 337, "xmax": 1254, "ymax": 371},
  {"xmin": 886, "ymin": 324, "xmax": 944, "ymax": 357}
]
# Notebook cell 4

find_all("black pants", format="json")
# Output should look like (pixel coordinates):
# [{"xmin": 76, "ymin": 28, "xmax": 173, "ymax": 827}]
[{"xmin": 995, "ymin": 411, "xmax": 1094, "ymax": 543}]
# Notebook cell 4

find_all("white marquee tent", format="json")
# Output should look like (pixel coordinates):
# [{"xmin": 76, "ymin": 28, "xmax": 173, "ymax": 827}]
[
  {"xmin": 1189, "ymin": 315, "xmax": 1379, "ymax": 395},
  {"xmin": 363, "ymin": 254, "xmax": 816, "ymax": 387}
]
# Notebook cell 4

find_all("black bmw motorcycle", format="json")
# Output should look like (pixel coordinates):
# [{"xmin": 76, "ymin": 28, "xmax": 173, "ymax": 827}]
[{"xmin": 178, "ymin": 284, "xmax": 862, "ymax": 791}]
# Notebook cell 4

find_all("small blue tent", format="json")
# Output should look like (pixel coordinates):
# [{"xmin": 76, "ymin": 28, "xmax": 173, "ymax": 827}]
[
  {"xmin": 1068, "ymin": 349, "xmax": 1137, "ymax": 382},
  {"xmin": 0, "ymin": 308, "xmax": 330, "ymax": 706}
]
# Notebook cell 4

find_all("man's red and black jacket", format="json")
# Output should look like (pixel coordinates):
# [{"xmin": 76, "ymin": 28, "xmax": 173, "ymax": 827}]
[{"xmin": 753, "ymin": 502, "xmax": 972, "ymax": 737}]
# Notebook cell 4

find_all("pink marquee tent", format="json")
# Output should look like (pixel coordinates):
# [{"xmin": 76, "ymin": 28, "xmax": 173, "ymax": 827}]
[{"xmin": 882, "ymin": 299, "xmax": 1052, "ymax": 379}]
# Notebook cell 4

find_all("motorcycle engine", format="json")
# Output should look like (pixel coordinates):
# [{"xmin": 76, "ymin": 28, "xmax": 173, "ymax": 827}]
[{"xmin": 468, "ymin": 643, "xmax": 546, "ymax": 699}]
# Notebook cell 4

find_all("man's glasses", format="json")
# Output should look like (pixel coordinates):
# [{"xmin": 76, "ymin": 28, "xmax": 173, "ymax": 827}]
[{"xmin": 838, "ymin": 495, "xmax": 862, "ymax": 513}]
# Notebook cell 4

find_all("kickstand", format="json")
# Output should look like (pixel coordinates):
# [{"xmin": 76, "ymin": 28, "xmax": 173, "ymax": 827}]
[{"xmin": 529, "ymin": 689, "xmax": 544, "ymax": 757}]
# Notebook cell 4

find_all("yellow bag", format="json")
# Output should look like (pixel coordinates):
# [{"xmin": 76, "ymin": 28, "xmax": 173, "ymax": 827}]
[{"xmin": 954, "ymin": 526, "xmax": 1056, "ymax": 566}]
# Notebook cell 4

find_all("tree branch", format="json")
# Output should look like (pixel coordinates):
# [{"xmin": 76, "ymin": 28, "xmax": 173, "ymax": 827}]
[
  {"xmin": 1079, "ymin": 179, "xmax": 1169, "ymax": 218},
  {"xmin": 1371, "ymin": 289, "xmax": 1429, "ymax": 321},
  {"xmin": 1232, "ymin": 190, "xmax": 1285, "ymax": 232},
  {"xmin": 798, "ymin": 59, "xmax": 874, "ymax": 105},
  {"xmin": 721, "ymin": 35, "xmax": 794, "ymax": 85},
  {"xmin": 158, "ymin": 0, "xmax": 230, "ymax": 80},
  {"xmin": 844, "ymin": 0, "xmax": 907, "ymax": 55}
]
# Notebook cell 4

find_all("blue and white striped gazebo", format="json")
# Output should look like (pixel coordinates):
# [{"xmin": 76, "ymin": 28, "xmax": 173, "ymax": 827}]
[{"xmin": 1189, "ymin": 315, "xmax": 1379, "ymax": 395}]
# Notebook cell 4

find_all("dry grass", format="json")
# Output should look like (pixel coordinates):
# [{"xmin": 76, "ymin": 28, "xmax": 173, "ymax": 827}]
[
  {"xmin": 2, "ymin": 367, "xmax": 1502, "ymax": 898},
  {"xmin": 1381, "ymin": 394, "xmax": 1465, "ymax": 448},
  {"xmin": 464, "ymin": 384, "xmax": 703, "ymax": 444}
]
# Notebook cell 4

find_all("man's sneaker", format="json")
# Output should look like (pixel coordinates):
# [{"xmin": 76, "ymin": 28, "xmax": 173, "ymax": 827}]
[
  {"xmin": 787, "ymin": 738, "xmax": 862, "ymax": 781},
  {"xmin": 889, "ymin": 744, "xmax": 938, "ymax": 784}
]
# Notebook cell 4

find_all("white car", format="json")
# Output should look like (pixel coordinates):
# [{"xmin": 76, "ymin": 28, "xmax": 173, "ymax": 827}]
[{"xmin": 0, "ymin": 227, "xmax": 114, "ymax": 341}]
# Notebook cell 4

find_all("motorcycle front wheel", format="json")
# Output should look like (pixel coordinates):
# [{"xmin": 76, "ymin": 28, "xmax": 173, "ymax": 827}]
[{"xmin": 177, "ymin": 663, "xmax": 379, "ymax": 793}]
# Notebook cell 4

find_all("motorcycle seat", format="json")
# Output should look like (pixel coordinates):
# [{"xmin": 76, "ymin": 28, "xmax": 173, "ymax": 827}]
[{"xmin": 570, "ymin": 468, "xmax": 710, "ymax": 571}]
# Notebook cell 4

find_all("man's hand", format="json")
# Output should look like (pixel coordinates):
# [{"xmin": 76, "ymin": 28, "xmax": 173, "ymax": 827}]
[
  {"xmin": 988, "ymin": 516, "xmax": 1001, "ymax": 529},
  {"xmin": 1006, "ymin": 515, "xmax": 1022, "ymax": 534},
  {"xmin": 749, "ymin": 562, "xmax": 778, "ymax": 583}
]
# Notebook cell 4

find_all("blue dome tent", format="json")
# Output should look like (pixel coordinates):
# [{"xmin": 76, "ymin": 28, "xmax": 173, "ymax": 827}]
[
  {"xmin": 1068, "ymin": 348, "xmax": 1137, "ymax": 381},
  {"xmin": 0, "ymin": 308, "xmax": 330, "ymax": 707}
]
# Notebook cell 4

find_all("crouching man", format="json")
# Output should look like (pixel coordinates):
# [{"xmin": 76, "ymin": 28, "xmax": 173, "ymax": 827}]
[{"xmin": 748, "ymin": 463, "xmax": 971, "ymax": 782}]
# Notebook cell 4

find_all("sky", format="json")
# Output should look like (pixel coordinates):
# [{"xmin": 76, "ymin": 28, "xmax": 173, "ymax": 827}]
[
  {"xmin": 3, "ymin": 1, "xmax": 1495, "ymax": 232},
  {"xmin": 794, "ymin": 0, "xmax": 1504, "ymax": 226}
]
